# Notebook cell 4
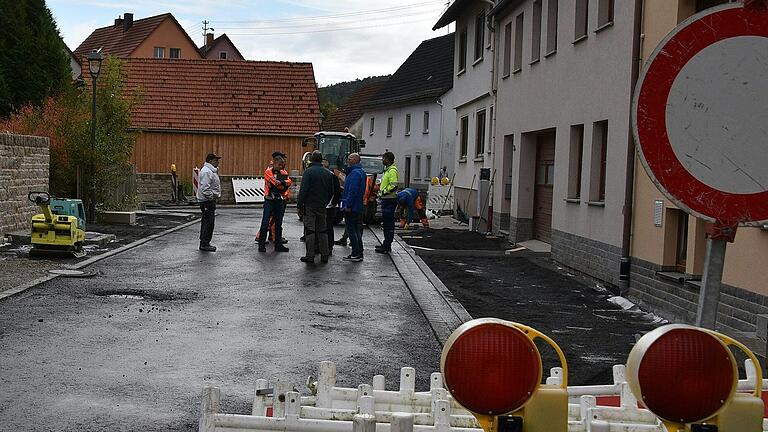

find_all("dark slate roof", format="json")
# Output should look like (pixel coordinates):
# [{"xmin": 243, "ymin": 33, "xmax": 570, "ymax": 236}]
[
  {"xmin": 199, "ymin": 34, "xmax": 245, "ymax": 60},
  {"xmin": 323, "ymin": 81, "xmax": 387, "ymax": 131},
  {"xmin": 74, "ymin": 13, "xmax": 199, "ymax": 59},
  {"xmin": 366, "ymin": 33, "xmax": 454, "ymax": 110},
  {"xmin": 433, "ymin": 0, "xmax": 475, "ymax": 30}
]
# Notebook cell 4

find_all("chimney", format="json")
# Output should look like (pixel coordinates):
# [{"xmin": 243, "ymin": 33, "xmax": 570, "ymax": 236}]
[
  {"xmin": 114, "ymin": 17, "xmax": 124, "ymax": 27},
  {"xmin": 206, "ymin": 33, "xmax": 214, "ymax": 48},
  {"xmin": 123, "ymin": 13, "xmax": 134, "ymax": 32}
]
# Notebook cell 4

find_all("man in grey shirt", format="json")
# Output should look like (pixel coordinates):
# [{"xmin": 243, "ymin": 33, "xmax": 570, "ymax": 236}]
[{"xmin": 197, "ymin": 153, "xmax": 222, "ymax": 252}]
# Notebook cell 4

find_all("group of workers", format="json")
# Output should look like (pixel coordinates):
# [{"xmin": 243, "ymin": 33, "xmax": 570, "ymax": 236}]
[{"xmin": 195, "ymin": 149, "xmax": 432, "ymax": 262}]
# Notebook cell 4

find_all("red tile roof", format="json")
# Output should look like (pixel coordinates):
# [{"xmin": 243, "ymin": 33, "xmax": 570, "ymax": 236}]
[
  {"xmin": 74, "ymin": 13, "xmax": 200, "ymax": 59},
  {"xmin": 116, "ymin": 58, "xmax": 320, "ymax": 135},
  {"xmin": 323, "ymin": 81, "xmax": 386, "ymax": 132}
]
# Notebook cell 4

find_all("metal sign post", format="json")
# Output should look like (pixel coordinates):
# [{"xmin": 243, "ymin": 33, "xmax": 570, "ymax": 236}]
[{"xmin": 632, "ymin": 2, "xmax": 768, "ymax": 329}]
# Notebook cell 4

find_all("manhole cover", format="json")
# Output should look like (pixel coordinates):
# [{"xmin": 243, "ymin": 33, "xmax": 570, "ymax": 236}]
[
  {"xmin": 108, "ymin": 294, "xmax": 144, "ymax": 300},
  {"xmin": 48, "ymin": 269, "xmax": 98, "ymax": 277}
]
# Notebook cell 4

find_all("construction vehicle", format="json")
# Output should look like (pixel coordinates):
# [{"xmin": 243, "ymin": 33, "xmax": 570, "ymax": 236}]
[
  {"xmin": 27, "ymin": 191, "xmax": 87, "ymax": 257},
  {"xmin": 301, "ymin": 132, "xmax": 383, "ymax": 224}
]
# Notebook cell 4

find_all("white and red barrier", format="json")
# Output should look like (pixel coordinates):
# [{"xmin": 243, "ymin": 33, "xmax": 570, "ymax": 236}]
[{"xmin": 201, "ymin": 360, "xmax": 768, "ymax": 432}]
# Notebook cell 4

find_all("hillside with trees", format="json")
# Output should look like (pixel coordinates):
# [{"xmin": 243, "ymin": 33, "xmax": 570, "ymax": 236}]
[{"xmin": 318, "ymin": 75, "xmax": 389, "ymax": 120}]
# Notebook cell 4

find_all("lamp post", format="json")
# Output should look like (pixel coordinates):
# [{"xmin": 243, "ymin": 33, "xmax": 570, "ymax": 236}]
[{"xmin": 87, "ymin": 49, "xmax": 103, "ymax": 223}]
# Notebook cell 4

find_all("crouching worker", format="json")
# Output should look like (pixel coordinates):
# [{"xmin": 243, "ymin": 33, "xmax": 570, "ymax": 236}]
[
  {"xmin": 397, "ymin": 187, "xmax": 430, "ymax": 229},
  {"xmin": 257, "ymin": 152, "xmax": 291, "ymax": 253}
]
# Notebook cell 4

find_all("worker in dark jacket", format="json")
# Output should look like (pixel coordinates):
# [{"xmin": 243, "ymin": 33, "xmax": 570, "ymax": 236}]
[
  {"xmin": 297, "ymin": 151, "xmax": 335, "ymax": 264},
  {"xmin": 341, "ymin": 153, "xmax": 366, "ymax": 262},
  {"xmin": 323, "ymin": 159, "xmax": 342, "ymax": 255}
]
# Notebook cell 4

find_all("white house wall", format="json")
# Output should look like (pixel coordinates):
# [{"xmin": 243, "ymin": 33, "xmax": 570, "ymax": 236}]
[
  {"xmin": 492, "ymin": 0, "xmax": 639, "ymax": 286},
  {"xmin": 362, "ymin": 94, "xmax": 455, "ymax": 191}
]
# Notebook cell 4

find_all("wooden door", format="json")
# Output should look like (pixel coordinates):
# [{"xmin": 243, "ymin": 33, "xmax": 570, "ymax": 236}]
[{"xmin": 533, "ymin": 133, "xmax": 555, "ymax": 243}]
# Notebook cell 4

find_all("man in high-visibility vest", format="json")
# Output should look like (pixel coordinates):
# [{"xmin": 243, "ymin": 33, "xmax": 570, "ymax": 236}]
[
  {"xmin": 397, "ymin": 187, "xmax": 430, "ymax": 229},
  {"xmin": 375, "ymin": 151, "xmax": 399, "ymax": 254},
  {"xmin": 257, "ymin": 152, "xmax": 291, "ymax": 253}
]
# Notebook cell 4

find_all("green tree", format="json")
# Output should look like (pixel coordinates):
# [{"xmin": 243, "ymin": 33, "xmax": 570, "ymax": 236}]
[
  {"xmin": 0, "ymin": 0, "xmax": 72, "ymax": 118},
  {"xmin": 320, "ymin": 101, "xmax": 338, "ymax": 123}
]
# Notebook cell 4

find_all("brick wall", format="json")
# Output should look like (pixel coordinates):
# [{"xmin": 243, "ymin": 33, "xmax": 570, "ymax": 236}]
[
  {"xmin": 628, "ymin": 257, "xmax": 767, "ymax": 335},
  {"xmin": 0, "ymin": 134, "xmax": 49, "ymax": 235},
  {"xmin": 137, "ymin": 173, "xmax": 300, "ymax": 204},
  {"xmin": 552, "ymin": 229, "xmax": 623, "ymax": 287}
]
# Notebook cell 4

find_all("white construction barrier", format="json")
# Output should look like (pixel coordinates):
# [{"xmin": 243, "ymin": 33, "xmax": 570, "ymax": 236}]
[
  {"xmin": 427, "ymin": 184, "xmax": 454, "ymax": 215},
  {"xmin": 203, "ymin": 360, "xmax": 768, "ymax": 432},
  {"xmin": 232, "ymin": 177, "xmax": 266, "ymax": 204}
]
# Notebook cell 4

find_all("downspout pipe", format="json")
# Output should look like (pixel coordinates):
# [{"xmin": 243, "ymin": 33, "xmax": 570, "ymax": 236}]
[{"xmin": 620, "ymin": 0, "xmax": 645, "ymax": 295}]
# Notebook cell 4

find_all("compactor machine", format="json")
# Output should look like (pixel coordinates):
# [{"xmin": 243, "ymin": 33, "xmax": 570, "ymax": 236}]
[{"xmin": 28, "ymin": 192, "xmax": 87, "ymax": 257}]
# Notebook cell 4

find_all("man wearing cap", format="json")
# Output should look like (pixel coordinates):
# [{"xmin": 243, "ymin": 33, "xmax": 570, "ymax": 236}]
[
  {"xmin": 258, "ymin": 152, "xmax": 292, "ymax": 253},
  {"xmin": 197, "ymin": 153, "xmax": 222, "ymax": 252}
]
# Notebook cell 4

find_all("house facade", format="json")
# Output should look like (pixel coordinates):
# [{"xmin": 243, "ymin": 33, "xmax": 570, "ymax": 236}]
[
  {"xmin": 488, "ymin": 0, "xmax": 641, "ymax": 288},
  {"xmin": 199, "ymin": 33, "xmax": 245, "ymax": 60},
  {"xmin": 361, "ymin": 34, "xmax": 456, "ymax": 191},
  {"xmin": 628, "ymin": 0, "xmax": 768, "ymax": 338},
  {"xmin": 74, "ymin": 13, "xmax": 202, "ymax": 60},
  {"xmin": 323, "ymin": 81, "xmax": 386, "ymax": 138},
  {"xmin": 98, "ymin": 58, "xmax": 320, "ymax": 183},
  {"xmin": 434, "ymin": 0, "xmax": 495, "ymax": 224}
]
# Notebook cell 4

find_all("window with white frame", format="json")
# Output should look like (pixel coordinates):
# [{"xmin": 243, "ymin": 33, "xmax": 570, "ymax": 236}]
[
  {"xmin": 415, "ymin": 154, "xmax": 421, "ymax": 179},
  {"xmin": 405, "ymin": 114, "xmax": 411, "ymax": 136},
  {"xmin": 503, "ymin": 21, "xmax": 512, "ymax": 76},
  {"xmin": 476, "ymin": 110, "xmax": 486, "ymax": 156},
  {"xmin": 474, "ymin": 11, "xmax": 485, "ymax": 62},
  {"xmin": 154, "ymin": 47, "xmax": 165, "ymax": 58},
  {"xmin": 574, "ymin": 0, "xmax": 588, "ymax": 41},
  {"xmin": 597, "ymin": 0, "xmax": 614, "ymax": 29},
  {"xmin": 170, "ymin": 48, "xmax": 181, "ymax": 58},
  {"xmin": 459, "ymin": 28, "xmax": 468, "ymax": 72},
  {"xmin": 426, "ymin": 154, "xmax": 432, "ymax": 179},
  {"xmin": 546, "ymin": 0, "xmax": 559, "ymax": 54},
  {"xmin": 568, "ymin": 124, "xmax": 584, "ymax": 199},
  {"xmin": 423, "ymin": 111, "xmax": 430, "ymax": 133},
  {"xmin": 460, "ymin": 116, "xmax": 469, "ymax": 158},
  {"xmin": 219, "ymin": 51, "xmax": 227, "ymax": 59},
  {"xmin": 370, "ymin": 117, "xmax": 375, "ymax": 135},
  {"xmin": 387, "ymin": 117, "xmax": 393, "ymax": 137},
  {"xmin": 532, "ymin": 1, "xmax": 542, "ymax": 62},
  {"xmin": 513, "ymin": 12, "xmax": 524, "ymax": 72},
  {"xmin": 590, "ymin": 120, "xmax": 608, "ymax": 202}
]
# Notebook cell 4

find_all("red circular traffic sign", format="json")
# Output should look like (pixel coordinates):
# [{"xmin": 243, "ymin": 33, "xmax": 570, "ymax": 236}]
[
  {"xmin": 441, "ymin": 320, "xmax": 541, "ymax": 415},
  {"xmin": 633, "ymin": 3, "xmax": 768, "ymax": 224}
]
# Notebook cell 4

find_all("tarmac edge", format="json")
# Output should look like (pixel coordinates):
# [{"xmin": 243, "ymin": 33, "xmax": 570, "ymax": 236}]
[{"xmin": 0, "ymin": 218, "xmax": 201, "ymax": 302}]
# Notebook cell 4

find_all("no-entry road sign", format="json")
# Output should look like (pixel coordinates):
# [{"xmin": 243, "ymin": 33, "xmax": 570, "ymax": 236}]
[{"xmin": 633, "ymin": 3, "xmax": 768, "ymax": 225}]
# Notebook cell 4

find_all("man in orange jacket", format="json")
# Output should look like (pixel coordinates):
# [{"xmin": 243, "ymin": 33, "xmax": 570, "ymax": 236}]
[{"xmin": 257, "ymin": 152, "xmax": 292, "ymax": 252}]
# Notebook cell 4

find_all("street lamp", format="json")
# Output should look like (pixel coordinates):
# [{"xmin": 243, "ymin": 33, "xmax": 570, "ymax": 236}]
[{"xmin": 87, "ymin": 49, "xmax": 103, "ymax": 223}]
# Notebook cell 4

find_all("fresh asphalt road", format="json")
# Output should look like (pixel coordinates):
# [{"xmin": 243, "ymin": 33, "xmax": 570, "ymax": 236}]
[{"xmin": 0, "ymin": 208, "xmax": 443, "ymax": 432}]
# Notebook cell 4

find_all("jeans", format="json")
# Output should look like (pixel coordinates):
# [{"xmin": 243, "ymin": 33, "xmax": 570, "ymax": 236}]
[
  {"xmin": 345, "ymin": 211, "xmax": 363, "ymax": 257},
  {"xmin": 258, "ymin": 199, "xmax": 285, "ymax": 247},
  {"xmin": 381, "ymin": 198, "xmax": 396, "ymax": 249},
  {"xmin": 303, "ymin": 207, "xmax": 329, "ymax": 258},
  {"xmin": 199, "ymin": 200, "xmax": 216, "ymax": 245}
]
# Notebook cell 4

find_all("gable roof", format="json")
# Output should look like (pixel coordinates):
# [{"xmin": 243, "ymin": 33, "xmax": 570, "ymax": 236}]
[
  {"xmin": 108, "ymin": 58, "xmax": 320, "ymax": 135},
  {"xmin": 366, "ymin": 33, "xmax": 454, "ymax": 111},
  {"xmin": 199, "ymin": 34, "xmax": 245, "ymax": 60},
  {"xmin": 323, "ymin": 81, "xmax": 387, "ymax": 131},
  {"xmin": 73, "ymin": 13, "xmax": 200, "ymax": 59},
  {"xmin": 433, "ymin": 0, "xmax": 476, "ymax": 30}
]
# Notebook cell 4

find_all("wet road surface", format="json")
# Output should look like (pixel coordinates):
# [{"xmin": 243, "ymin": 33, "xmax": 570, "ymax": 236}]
[{"xmin": 0, "ymin": 208, "xmax": 442, "ymax": 431}]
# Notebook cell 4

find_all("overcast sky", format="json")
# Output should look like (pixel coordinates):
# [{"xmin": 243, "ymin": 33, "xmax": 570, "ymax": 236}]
[{"xmin": 48, "ymin": 0, "xmax": 454, "ymax": 86}]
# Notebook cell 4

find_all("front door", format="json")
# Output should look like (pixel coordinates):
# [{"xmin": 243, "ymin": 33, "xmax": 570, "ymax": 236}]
[{"xmin": 533, "ymin": 132, "xmax": 555, "ymax": 243}]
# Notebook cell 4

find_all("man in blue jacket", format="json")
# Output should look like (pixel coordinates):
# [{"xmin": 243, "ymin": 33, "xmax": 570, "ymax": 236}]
[{"xmin": 341, "ymin": 153, "xmax": 366, "ymax": 262}]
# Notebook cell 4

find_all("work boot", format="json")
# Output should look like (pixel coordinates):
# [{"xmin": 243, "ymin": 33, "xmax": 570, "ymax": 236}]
[
  {"xmin": 300, "ymin": 256, "xmax": 314, "ymax": 264},
  {"xmin": 275, "ymin": 245, "xmax": 289, "ymax": 253},
  {"xmin": 258, "ymin": 243, "xmax": 267, "ymax": 252},
  {"xmin": 334, "ymin": 238, "xmax": 347, "ymax": 246},
  {"xmin": 199, "ymin": 243, "xmax": 217, "ymax": 252},
  {"xmin": 374, "ymin": 245, "xmax": 390, "ymax": 254}
]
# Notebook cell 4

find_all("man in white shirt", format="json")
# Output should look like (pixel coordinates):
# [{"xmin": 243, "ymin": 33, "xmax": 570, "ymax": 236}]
[{"xmin": 197, "ymin": 153, "xmax": 222, "ymax": 252}]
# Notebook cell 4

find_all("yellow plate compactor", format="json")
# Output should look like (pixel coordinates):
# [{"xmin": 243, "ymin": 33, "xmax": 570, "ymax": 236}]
[{"xmin": 28, "ymin": 192, "xmax": 87, "ymax": 258}]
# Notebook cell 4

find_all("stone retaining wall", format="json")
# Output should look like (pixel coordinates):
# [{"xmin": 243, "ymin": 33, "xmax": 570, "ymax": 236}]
[
  {"xmin": 0, "ymin": 134, "xmax": 49, "ymax": 235},
  {"xmin": 551, "ymin": 229, "xmax": 623, "ymax": 287}
]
